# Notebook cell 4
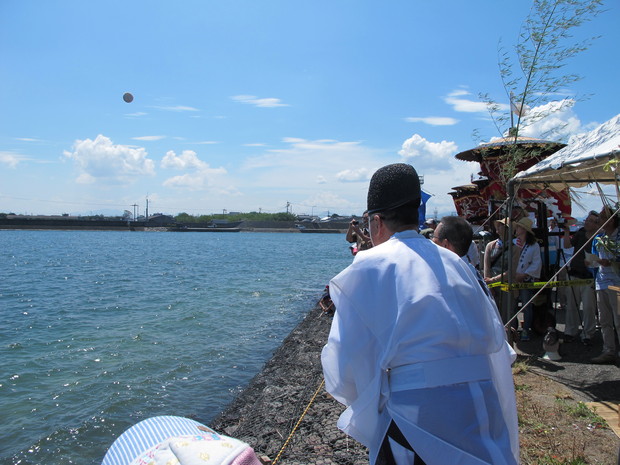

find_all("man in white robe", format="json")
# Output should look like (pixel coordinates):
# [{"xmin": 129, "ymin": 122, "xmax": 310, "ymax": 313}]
[{"xmin": 321, "ymin": 164, "xmax": 519, "ymax": 465}]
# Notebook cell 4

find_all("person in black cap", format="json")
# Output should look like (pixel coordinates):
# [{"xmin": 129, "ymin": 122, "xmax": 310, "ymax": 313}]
[
  {"xmin": 419, "ymin": 218, "xmax": 437, "ymax": 239},
  {"xmin": 321, "ymin": 163, "xmax": 518, "ymax": 465}
]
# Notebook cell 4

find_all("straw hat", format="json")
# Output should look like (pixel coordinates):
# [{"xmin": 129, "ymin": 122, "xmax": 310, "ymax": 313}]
[
  {"xmin": 494, "ymin": 217, "xmax": 510, "ymax": 229},
  {"xmin": 514, "ymin": 217, "xmax": 534, "ymax": 235}
]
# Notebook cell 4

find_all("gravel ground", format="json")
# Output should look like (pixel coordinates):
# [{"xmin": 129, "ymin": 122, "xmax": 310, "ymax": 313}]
[{"xmin": 514, "ymin": 306, "xmax": 620, "ymax": 403}]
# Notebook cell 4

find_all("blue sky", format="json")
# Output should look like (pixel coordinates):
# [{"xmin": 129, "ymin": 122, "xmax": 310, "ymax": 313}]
[{"xmin": 1, "ymin": 1, "xmax": 618, "ymax": 219}]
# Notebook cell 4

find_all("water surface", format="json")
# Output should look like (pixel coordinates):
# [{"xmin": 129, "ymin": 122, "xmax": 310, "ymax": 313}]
[{"xmin": 0, "ymin": 230, "xmax": 351, "ymax": 464}]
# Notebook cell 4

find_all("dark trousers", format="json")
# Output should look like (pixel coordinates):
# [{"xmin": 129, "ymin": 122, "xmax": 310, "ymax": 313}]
[{"xmin": 376, "ymin": 421, "xmax": 427, "ymax": 465}]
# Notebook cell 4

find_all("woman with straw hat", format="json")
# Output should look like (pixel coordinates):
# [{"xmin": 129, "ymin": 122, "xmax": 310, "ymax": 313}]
[{"xmin": 513, "ymin": 217, "xmax": 542, "ymax": 341}]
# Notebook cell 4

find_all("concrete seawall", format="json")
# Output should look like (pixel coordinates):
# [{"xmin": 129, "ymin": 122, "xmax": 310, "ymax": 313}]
[{"xmin": 210, "ymin": 303, "xmax": 368, "ymax": 465}]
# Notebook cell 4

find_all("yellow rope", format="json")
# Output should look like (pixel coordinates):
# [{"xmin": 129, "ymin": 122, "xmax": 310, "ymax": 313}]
[
  {"xmin": 272, "ymin": 378, "xmax": 326, "ymax": 465},
  {"xmin": 488, "ymin": 278, "xmax": 593, "ymax": 291}
]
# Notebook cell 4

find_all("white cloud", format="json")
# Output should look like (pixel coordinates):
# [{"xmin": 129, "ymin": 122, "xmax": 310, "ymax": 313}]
[
  {"xmin": 243, "ymin": 143, "xmax": 267, "ymax": 147},
  {"xmin": 63, "ymin": 135, "xmax": 155, "ymax": 184},
  {"xmin": 125, "ymin": 112, "xmax": 147, "ymax": 117},
  {"xmin": 398, "ymin": 134, "xmax": 458, "ymax": 172},
  {"xmin": 239, "ymin": 138, "xmax": 384, "ymax": 214},
  {"xmin": 231, "ymin": 95, "xmax": 289, "ymax": 107},
  {"xmin": 404, "ymin": 116, "xmax": 459, "ymax": 126},
  {"xmin": 15, "ymin": 137, "xmax": 41, "ymax": 142},
  {"xmin": 163, "ymin": 173, "xmax": 211, "ymax": 190},
  {"xmin": 161, "ymin": 150, "xmax": 207, "ymax": 170},
  {"xmin": 195, "ymin": 141, "xmax": 219, "ymax": 145},
  {"xmin": 0, "ymin": 151, "xmax": 29, "ymax": 168},
  {"xmin": 395, "ymin": 133, "xmax": 481, "ymax": 216},
  {"xmin": 335, "ymin": 168, "xmax": 371, "ymax": 182},
  {"xmin": 133, "ymin": 135, "xmax": 166, "ymax": 141},
  {"xmin": 444, "ymin": 89, "xmax": 508, "ymax": 113},
  {"xmin": 397, "ymin": 122, "xmax": 541, "ymax": 217},
  {"xmin": 301, "ymin": 191, "xmax": 355, "ymax": 214},
  {"xmin": 152, "ymin": 105, "xmax": 199, "ymax": 112},
  {"xmin": 244, "ymin": 138, "xmax": 373, "ymax": 172},
  {"xmin": 517, "ymin": 99, "xmax": 582, "ymax": 141},
  {"xmin": 160, "ymin": 150, "xmax": 227, "ymax": 191}
]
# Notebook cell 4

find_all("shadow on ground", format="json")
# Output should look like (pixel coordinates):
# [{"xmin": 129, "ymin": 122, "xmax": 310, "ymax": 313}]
[{"xmin": 514, "ymin": 306, "xmax": 620, "ymax": 404}]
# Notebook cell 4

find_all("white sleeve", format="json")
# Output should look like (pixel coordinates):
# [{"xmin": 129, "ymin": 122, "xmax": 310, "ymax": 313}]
[{"xmin": 321, "ymin": 285, "xmax": 380, "ymax": 407}]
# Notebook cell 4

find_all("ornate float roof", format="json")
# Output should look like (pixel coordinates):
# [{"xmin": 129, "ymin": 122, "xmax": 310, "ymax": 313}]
[{"xmin": 455, "ymin": 135, "xmax": 566, "ymax": 162}]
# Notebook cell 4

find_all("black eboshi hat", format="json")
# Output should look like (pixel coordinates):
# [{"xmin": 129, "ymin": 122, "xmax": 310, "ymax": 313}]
[{"xmin": 367, "ymin": 163, "xmax": 421, "ymax": 214}]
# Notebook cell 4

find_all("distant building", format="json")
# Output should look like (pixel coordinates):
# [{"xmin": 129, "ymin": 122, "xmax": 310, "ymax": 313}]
[
  {"xmin": 296, "ymin": 214, "xmax": 318, "ymax": 222},
  {"xmin": 147, "ymin": 214, "xmax": 175, "ymax": 226}
]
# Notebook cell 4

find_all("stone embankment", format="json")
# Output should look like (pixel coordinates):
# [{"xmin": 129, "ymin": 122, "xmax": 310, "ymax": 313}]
[{"xmin": 210, "ymin": 304, "xmax": 368, "ymax": 465}]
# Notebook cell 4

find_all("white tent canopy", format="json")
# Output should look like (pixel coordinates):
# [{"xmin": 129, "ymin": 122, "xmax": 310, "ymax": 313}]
[{"xmin": 512, "ymin": 113, "xmax": 620, "ymax": 188}]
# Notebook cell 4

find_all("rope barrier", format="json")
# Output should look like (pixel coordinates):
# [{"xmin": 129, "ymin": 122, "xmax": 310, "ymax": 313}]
[
  {"xmin": 488, "ymin": 278, "xmax": 593, "ymax": 291},
  {"xmin": 503, "ymin": 203, "xmax": 620, "ymax": 329},
  {"xmin": 272, "ymin": 378, "xmax": 326, "ymax": 465}
]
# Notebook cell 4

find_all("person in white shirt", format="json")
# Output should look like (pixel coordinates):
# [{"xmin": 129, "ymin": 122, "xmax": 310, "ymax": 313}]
[
  {"xmin": 321, "ymin": 163, "xmax": 519, "ymax": 465},
  {"xmin": 513, "ymin": 217, "xmax": 542, "ymax": 341},
  {"xmin": 589, "ymin": 206, "xmax": 620, "ymax": 364}
]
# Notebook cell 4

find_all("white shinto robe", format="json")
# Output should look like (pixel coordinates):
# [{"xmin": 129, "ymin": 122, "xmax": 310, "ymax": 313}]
[{"xmin": 321, "ymin": 230, "xmax": 519, "ymax": 465}]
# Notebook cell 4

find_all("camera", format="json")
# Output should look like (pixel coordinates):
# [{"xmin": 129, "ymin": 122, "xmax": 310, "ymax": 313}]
[{"xmin": 352, "ymin": 220, "xmax": 359, "ymax": 225}]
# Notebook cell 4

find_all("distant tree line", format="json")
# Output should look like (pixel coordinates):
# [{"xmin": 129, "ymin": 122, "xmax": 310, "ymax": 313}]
[{"xmin": 174, "ymin": 212, "xmax": 297, "ymax": 223}]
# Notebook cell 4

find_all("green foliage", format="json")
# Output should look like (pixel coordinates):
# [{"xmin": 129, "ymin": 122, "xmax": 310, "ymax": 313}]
[
  {"xmin": 479, "ymin": 0, "xmax": 604, "ymax": 180},
  {"xmin": 174, "ymin": 211, "xmax": 298, "ymax": 223},
  {"xmin": 555, "ymin": 399, "xmax": 608, "ymax": 427},
  {"xmin": 174, "ymin": 212, "xmax": 212, "ymax": 223},
  {"xmin": 270, "ymin": 212, "xmax": 297, "ymax": 221},
  {"xmin": 514, "ymin": 383, "xmax": 532, "ymax": 391}
]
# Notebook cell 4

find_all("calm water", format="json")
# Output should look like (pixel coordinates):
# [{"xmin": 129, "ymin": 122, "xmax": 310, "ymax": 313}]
[{"xmin": 0, "ymin": 230, "xmax": 351, "ymax": 464}]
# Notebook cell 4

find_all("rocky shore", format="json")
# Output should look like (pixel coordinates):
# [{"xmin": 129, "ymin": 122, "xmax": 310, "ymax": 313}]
[{"xmin": 210, "ymin": 304, "xmax": 368, "ymax": 464}]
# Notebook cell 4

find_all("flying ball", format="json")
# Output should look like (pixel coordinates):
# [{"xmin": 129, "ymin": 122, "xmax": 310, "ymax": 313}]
[{"xmin": 123, "ymin": 92, "xmax": 134, "ymax": 103}]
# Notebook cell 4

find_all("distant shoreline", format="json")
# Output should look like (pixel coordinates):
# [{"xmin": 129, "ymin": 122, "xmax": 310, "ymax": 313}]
[
  {"xmin": 0, "ymin": 214, "xmax": 355, "ymax": 234},
  {"xmin": 0, "ymin": 220, "xmax": 347, "ymax": 233}
]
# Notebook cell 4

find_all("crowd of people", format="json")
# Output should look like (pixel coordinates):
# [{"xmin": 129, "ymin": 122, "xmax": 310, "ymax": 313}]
[
  {"xmin": 345, "ymin": 190, "xmax": 619, "ymax": 367},
  {"xmin": 333, "ymin": 163, "xmax": 619, "ymax": 464}
]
